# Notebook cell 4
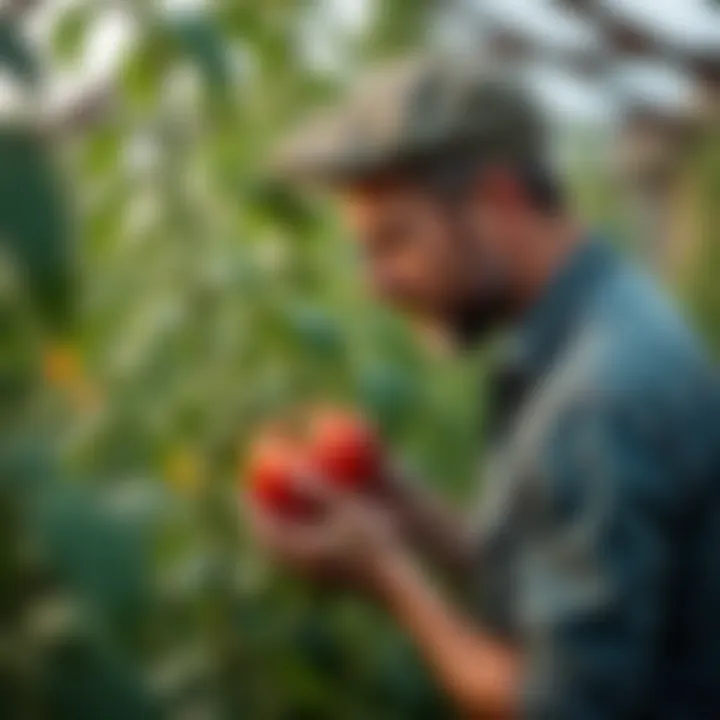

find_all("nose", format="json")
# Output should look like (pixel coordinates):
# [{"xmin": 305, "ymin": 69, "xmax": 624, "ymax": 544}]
[{"xmin": 368, "ymin": 265, "xmax": 418, "ymax": 313}]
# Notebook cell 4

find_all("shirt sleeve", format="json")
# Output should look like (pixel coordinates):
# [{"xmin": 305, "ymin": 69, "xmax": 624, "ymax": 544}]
[{"xmin": 518, "ymin": 397, "xmax": 677, "ymax": 720}]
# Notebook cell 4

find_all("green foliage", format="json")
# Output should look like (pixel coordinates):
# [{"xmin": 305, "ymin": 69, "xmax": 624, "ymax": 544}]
[
  {"xmin": 683, "ymin": 128, "xmax": 720, "ymax": 354},
  {"xmin": 0, "ymin": 130, "xmax": 75, "ymax": 332},
  {"xmin": 52, "ymin": 4, "xmax": 92, "ymax": 63},
  {"xmin": 2, "ymin": 2, "xmax": 466, "ymax": 717}
]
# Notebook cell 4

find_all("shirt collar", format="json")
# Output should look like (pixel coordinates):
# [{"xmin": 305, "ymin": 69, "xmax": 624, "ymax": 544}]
[{"xmin": 504, "ymin": 237, "xmax": 615, "ymax": 382}]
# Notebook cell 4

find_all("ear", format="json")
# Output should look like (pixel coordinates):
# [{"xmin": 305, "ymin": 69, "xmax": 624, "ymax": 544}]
[{"xmin": 472, "ymin": 164, "xmax": 527, "ymax": 212}]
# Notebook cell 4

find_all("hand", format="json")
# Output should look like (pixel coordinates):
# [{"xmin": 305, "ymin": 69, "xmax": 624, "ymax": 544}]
[{"xmin": 247, "ymin": 473, "xmax": 402, "ymax": 593}]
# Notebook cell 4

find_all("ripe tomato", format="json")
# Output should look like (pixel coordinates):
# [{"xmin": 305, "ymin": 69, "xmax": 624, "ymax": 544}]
[
  {"xmin": 245, "ymin": 433, "xmax": 313, "ymax": 518},
  {"xmin": 307, "ymin": 409, "xmax": 383, "ymax": 490}
]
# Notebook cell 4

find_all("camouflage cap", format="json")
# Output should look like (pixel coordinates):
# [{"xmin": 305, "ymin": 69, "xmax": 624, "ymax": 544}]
[{"xmin": 270, "ymin": 55, "xmax": 547, "ymax": 184}]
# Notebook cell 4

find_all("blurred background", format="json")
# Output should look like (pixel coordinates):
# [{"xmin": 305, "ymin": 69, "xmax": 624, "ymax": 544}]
[{"xmin": 0, "ymin": 1, "xmax": 717, "ymax": 718}]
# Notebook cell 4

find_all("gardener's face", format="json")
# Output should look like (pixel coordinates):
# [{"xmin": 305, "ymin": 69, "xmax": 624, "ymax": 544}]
[{"xmin": 339, "ymin": 176, "xmax": 513, "ymax": 342}]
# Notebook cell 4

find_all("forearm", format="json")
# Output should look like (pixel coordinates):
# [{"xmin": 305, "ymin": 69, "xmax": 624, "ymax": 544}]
[
  {"xmin": 379, "ymin": 467, "xmax": 476, "ymax": 580},
  {"xmin": 371, "ymin": 546, "xmax": 520, "ymax": 719}
]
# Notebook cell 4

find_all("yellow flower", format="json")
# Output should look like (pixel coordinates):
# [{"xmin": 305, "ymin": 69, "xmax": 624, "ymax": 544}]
[
  {"xmin": 164, "ymin": 448, "xmax": 202, "ymax": 495},
  {"xmin": 42, "ymin": 343, "xmax": 103, "ymax": 413},
  {"xmin": 43, "ymin": 343, "xmax": 82, "ymax": 388}
]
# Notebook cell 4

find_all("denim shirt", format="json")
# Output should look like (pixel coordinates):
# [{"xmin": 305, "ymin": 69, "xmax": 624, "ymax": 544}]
[{"xmin": 473, "ymin": 240, "xmax": 720, "ymax": 719}]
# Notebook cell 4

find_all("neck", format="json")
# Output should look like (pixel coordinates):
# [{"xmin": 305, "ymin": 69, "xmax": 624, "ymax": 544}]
[
  {"xmin": 449, "ymin": 217, "xmax": 582, "ymax": 347},
  {"xmin": 509, "ymin": 218, "xmax": 582, "ymax": 322}
]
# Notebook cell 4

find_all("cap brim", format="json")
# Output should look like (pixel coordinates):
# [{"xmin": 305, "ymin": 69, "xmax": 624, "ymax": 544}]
[{"xmin": 267, "ymin": 106, "xmax": 402, "ymax": 186}]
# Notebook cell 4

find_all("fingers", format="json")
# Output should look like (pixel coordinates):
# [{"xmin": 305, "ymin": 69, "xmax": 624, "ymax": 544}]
[
  {"xmin": 292, "ymin": 468, "xmax": 346, "ymax": 508},
  {"xmin": 252, "ymin": 509, "xmax": 334, "ymax": 568},
  {"xmin": 242, "ymin": 489, "xmax": 324, "ymax": 548}
]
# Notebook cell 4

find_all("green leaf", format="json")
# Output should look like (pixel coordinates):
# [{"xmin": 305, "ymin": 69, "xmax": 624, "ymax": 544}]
[
  {"xmin": 0, "ymin": 130, "xmax": 74, "ymax": 331},
  {"xmin": 168, "ymin": 12, "xmax": 231, "ymax": 92},
  {"xmin": 121, "ymin": 31, "xmax": 173, "ymax": 111},
  {"xmin": 52, "ymin": 6, "xmax": 91, "ymax": 63}
]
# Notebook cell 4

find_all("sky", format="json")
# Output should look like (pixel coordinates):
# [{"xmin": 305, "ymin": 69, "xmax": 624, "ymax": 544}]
[{"xmin": 602, "ymin": 0, "xmax": 720, "ymax": 52}]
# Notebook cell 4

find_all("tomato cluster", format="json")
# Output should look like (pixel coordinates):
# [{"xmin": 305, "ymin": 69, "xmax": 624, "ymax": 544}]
[{"xmin": 244, "ymin": 409, "xmax": 383, "ymax": 517}]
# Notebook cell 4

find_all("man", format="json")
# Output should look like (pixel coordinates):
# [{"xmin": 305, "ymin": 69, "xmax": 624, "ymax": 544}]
[{"xmin": 250, "ymin": 56, "xmax": 720, "ymax": 719}]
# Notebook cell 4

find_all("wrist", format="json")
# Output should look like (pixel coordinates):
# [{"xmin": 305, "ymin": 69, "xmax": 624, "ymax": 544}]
[
  {"xmin": 369, "ymin": 461, "xmax": 413, "ymax": 511},
  {"xmin": 365, "ymin": 539, "xmax": 414, "ymax": 601}
]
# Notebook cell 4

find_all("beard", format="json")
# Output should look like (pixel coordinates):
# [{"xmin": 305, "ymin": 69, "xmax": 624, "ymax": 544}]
[
  {"xmin": 449, "ymin": 290, "xmax": 509, "ymax": 348},
  {"xmin": 386, "ymin": 215, "xmax": 514, "ymax": 354},
  {"xmin": 405, "ymin": 278, "xmax": 509, "ymax": 356},
  {"xmin": 444, "ymin": 222, "xmax": 513, "ymax": 349}
]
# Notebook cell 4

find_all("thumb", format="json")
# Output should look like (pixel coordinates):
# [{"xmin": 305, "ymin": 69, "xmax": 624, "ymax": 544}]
[{"xmin": 292, "ymin": 468, "xmax": 346, "ymax": 509}]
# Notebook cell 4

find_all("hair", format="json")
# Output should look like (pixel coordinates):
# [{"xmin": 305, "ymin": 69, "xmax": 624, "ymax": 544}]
[{"xmin": 400, "ymin": 148, "xmax": 564, "ymax": 214}]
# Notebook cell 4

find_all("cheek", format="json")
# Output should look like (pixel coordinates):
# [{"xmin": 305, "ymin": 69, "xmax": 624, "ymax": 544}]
[
  {"xmin": 369, "ymin": 243, "xmax": 458, "ymax": 309},
  {"xmin": 467, "ymin": 210, "xmax": 500, "ymax": 250}
]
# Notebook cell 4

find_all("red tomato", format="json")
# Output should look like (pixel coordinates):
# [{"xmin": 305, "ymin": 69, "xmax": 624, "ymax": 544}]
[
  {"xmin": 307, "ymin": 409, "xmax": 383, "ymax": 489},
  {"xmin": 246, "ymin": 433, "xmax": 313, "ymax": 518}
]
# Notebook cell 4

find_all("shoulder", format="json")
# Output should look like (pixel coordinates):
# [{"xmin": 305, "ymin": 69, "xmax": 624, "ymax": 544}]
[
  {"xmin": 536, "ymin": 259, "xmax": 720, "ymax": 499},
  {"xmin": 565, "ymin": 259, "xmax": 715, "ymax": 416}
]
